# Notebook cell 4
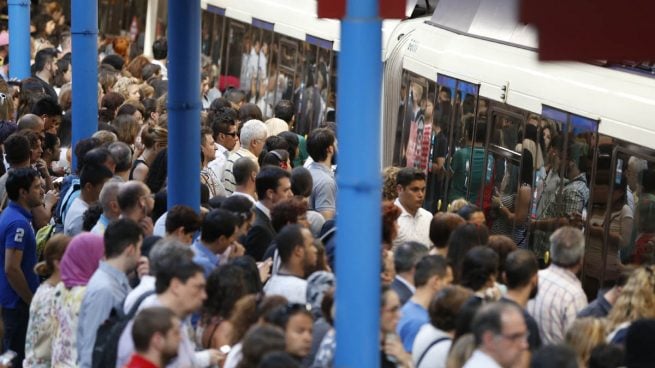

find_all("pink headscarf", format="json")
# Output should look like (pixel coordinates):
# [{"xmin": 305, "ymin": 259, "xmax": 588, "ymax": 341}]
[{"xmin": 60, "ymin": 232, "xmax": 105, "ymax": 288}]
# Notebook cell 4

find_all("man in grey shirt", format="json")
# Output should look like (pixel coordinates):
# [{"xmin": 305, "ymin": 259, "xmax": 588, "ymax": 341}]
[
  {"xmin": 77, "ymin": 219, "xmax": 144, "ymax": 367},
  {"xmin": 306, "ymin": 128, "xmax": 337, "ymax": 220},
  {"xmin": 63, "ymin": 163, "xmax": 112, "ymax": 236}
]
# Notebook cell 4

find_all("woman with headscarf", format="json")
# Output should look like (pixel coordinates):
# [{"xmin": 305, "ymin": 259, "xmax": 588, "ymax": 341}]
[{"xmin": 50, "ymin": 233, "xmax": 105, "ymax": 367}]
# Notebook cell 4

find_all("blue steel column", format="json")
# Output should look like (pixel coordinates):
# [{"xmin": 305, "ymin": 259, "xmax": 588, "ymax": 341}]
[
  {"xmin": 71, "ymin": 0, "xmax": 98, "ymax": 169},
  {"xmin": 167, "ymin": 0, "xmax": 200, "ymax": 211},
  {"xmin": 7, "ymin": 0, "xmax": 30, "ymax": 79},
  {"xmin": 334, "ymin": 0, "xmax": 382, "ymax": 366}
]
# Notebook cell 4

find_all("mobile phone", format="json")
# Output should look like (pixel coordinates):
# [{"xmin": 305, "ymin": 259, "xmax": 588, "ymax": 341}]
[{"xmin": 0, "ymin": 350, "xmax": 16, "ymax": 365}]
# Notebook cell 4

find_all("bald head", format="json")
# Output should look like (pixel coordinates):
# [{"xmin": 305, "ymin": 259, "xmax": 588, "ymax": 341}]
[
  {"xmin": 17, "ymin": 114, "xmax": 45, "ymax": 134},
  {"xmin": 99, "ymin": 180, "xmax": 123, "ymax": 218},
  {"xmin": 117, "ymin": 181, "xmax": 150, "ymax": 212}
]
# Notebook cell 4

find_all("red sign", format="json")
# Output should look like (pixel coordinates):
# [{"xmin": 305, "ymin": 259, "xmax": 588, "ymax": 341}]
[
  {"xmin": 521, "ymin": 0, "xmax": 655, "ymax": 60},
  {"xmin": 318, "ymin": 0, "xmax": 406, "ymax": 19}
]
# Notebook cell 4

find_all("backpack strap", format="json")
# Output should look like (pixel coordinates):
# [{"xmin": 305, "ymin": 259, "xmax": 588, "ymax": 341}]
[
  {"xmin": 416, "ymin": 336, "xmax": 451, "ymax": 368},
  {"xmin": 126, "ymin": 290, "xmax": 156, "ymax": 319}
]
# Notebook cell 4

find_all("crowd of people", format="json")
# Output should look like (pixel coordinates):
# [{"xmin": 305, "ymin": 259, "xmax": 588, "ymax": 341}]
[{"xmin": 0, "ymin": 1, "xmax": 653, "ymax": 368}]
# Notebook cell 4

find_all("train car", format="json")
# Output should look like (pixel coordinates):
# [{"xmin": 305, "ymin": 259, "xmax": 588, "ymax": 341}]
[
  {"xmin": 382, "ymin": 0, "xmax": 655, "ymax": 297},
  {"xmin": 199, "ymin": 0, "xmax": 400, "ymax": 135}
]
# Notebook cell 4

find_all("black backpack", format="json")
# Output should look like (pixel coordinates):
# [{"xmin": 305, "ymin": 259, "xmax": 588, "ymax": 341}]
[{"xmin": 91, "ymin": 290, "xmax": 156, "ymax": 368}]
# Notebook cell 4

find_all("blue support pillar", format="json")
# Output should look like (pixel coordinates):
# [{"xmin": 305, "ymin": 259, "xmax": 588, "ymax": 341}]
[
  {"xmin": 7, "ymin": 0, "xmax": 30, "ymax": 79},
  {"xmin": 71, "ymin": 0, "xmax": 98, "ymax": 170},
  {"xmin": 334, "ymin": 0, "xmax": 382, "ymax": 366},
  {"xmin": 167, "ymin": 0, "xmax": 201, "ymax": 211}
]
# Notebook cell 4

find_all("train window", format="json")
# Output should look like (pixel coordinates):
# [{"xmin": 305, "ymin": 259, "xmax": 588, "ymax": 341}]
[
  {"xmin": 223, "ymin": 20, "xmax": 250, "ymax": 88},
  {"xmin": 274, "ymin": 36, "xmax": 301, "ymax": 120},
  {"xmin": 247, "ymin": 23, "xmax": 275, "ymax": 117},
  {"xmin": 201, "ymin": 10, "xmax": 226, "ymax": 66}
]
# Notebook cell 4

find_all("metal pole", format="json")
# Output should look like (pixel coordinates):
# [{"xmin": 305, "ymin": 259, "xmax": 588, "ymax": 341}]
[
  {"xmin": 70, "ymin": 0, "xmax": 98, "ymax": 170},
  {"xmin": 143, "ymin": 0, "xmax": 159, "ymax": 59},
  {"xmin": 7, "ymin": 0, "xmax": 30, "ymax": 79},
  {"xmin": 334, "ymin": 0, "xmax": 382, "ymax": 366},
  {"xmin": 167, "ymin": 0, "xmax": 200, "ymax": 211}
]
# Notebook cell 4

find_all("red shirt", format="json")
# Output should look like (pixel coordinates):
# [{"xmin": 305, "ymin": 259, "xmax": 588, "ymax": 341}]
[{"xmin": 124, "ymin": 354, "xmax": 159, "ymax": 368}]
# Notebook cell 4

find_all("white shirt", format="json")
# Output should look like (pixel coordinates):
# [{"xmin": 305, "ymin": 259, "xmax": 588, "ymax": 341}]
[
  {"xmin": 527, "ymin": 264, "xmax": 587, "ymax": 345},
  {"xmin": 223, "ymin": 342, "xmax": 243, "ymax": 368},
  {"xmin": 153, "ymin": 212, "xmax": 168, "ymax": 237},
  {"xmin": 231, "ymin": 191, "xmax": 256, "ymax": 204},
  {"xmin": 412, "ymin": 325, "xmax": 451, "ymax": 368},
  {"xmin": 264, "ymin": 274, "xmax": 307, "ymax": 304},
  {"xmin": 463, "ymin": 350, "xmax": 502, "ymax": 368},
  {"xmin": 393, "ymin": 198, "xmax": 432, "ymax": 248},
  {"xmin": 255, "ymin": 201, "xmax": 271, "ymax": 220},
  {"xmin": 151, "ymin": 59, "xmax": 168, "ymax": 80},
  {"xmin": 122, "ymin": 275, "xmax": 156, "ymax": 313},
  {"xmin": 64, "ymin": 197, "xmax": 89, "ymax": 237},
  {"xmin": 208, "ymin": 143, "xmax": 229, "ymax": 182}
]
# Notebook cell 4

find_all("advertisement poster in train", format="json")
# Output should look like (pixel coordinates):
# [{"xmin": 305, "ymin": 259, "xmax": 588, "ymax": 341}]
[{"xmin": 405, "ymin": 82, "xmax": 432, "ymax": 173}]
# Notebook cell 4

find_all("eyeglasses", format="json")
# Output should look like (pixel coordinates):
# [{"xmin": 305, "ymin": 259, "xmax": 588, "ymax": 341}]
[{"xmin": 221, "ymin": 131, "xmax": 238, "ymax": 138}]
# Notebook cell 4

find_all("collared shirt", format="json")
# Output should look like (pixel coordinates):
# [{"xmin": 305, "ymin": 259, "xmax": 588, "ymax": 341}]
[
  {"xmin": 307, "ymin": 161, "xmax": 336, "ymax": 213},
  {"xmin": 393, "ymin": 198, "xmax": 432, "ymax": 248},
  {"xmin": 192, "ymin": 239, "xmax": 219, "ymax": 277},
  {"xmin": 397, "ymin": 300, "xmax": 428, "ymax": 352},
  {"xmin": 77, "ymin": 261, "xmax": 132, "ymax": 368},
  {"xmin": 561, "ymin": 173, "xmax": 589, "ymax": 216},
  {"xmin": 463, "ymin": 350, "xmax": 502, "ymax": 368},
  {"xmin": 577, "ymin": 292, "xmax": 612, "ymax": 318},
  {"xmin": 91, "ymin": 213, "xmax": 112, "ymax": 235},
  {"xmin": 527, "ymin": 264, "xmax": 587, "ymax": 345},
  {"xmin": 201, "ymin": 167, "xmax": 226, "ymax": 198},
  {"xmin": 0, "ymin": 201, "xmax": 38, "ymax": 308},
  {"xmin": 208, "ymin": 143, "xmax": 229, "ymax": 182},
  {"xmin": 255, "ymin": 201, "xmax": 271, "ymax": 220},
  {"xmin": 395, "ymin": 275, "xmax": 416, "ymax": 294},
  {"xmin": 64, "ymin": 196, "xmax": 89, "ymax": 236},
  {"xmin": 124, "ymin": 354, "xmax": 158, "ymax": 368},
  {"xmin": 232, "ymin": 191, "xmax": 256, "ymax": 204},
  {"xmin": 223, "ymin": 148, "xmax": 258, "ymax": 194}
]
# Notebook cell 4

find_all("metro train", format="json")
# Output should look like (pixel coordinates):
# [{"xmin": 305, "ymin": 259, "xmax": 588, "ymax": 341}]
[{"xmin": 199, "ymin": 0, "xmax": 655, "ymax": 297}]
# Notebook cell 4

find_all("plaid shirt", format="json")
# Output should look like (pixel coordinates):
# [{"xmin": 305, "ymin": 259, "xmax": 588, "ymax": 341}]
[{"xmin": 527, "ymin": 265, "xmax": 588, "ymax": 344}]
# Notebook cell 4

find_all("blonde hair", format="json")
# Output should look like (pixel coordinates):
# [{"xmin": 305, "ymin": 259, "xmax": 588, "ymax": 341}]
[
  {"xmin": 92, "ymin": 130, "xmax": 118, "ymax": 145},
  {"xmin": 34, "ymin": 234, "xmax": 71, "ymax": 277},
  {"xmin": 113, "ymin": 77, "xmax": 140, "ymax": 100},
  {"xmin": 446, "ymin": 334, "xmax": 475, "ymax": 368},
  {"xmin": 565, "ymin": 318, "xmax": 607, "ymax": 366},
  {"xmin": 449, "ymin": 198, "xmax": 470, "ymax": 213},
  {"xmin": 607, "ymin": 266, "xmax": 655, "ymax": 332},
  {"xmin": 382, "ymin": 166, "xmax": 401, "ymax": 201}
]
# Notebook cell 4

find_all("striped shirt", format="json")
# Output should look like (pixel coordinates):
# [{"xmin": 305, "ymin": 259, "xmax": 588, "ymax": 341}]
[
  {"xmin": 222, "ymin": 148, "xmax": 258, "ymax": 195},
  {"xmin": 527, "ymin": 264, "xmax": 587, "ymax": 344}
]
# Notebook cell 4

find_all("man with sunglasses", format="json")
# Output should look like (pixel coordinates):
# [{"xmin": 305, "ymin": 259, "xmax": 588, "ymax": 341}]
[
  {"xmin": 464, "ymin": 302, "xmax": 528, "ymax": 368},
  {"xmin": 208, "ymin": 107, "xmax": 239, "ymax": 183}
]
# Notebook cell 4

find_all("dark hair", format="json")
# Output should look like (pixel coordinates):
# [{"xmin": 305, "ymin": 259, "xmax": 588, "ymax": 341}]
[
  {"xmin": 233, "ymin": 157, "xmax": 258, "ymax": 186},
  {"xmin": 261, "ymin": 150, "xmax": 289, "ymax": 170},
  {"xmin": 290, "ymin": 167, "xmax": 312, "ymax": 198},
  {"xmin": 504, "ymin": 249, "xmax": 538, "ymax": 289},
  {"xmin": 220, "ymin": 195, "xmax": 255, "ymax": 226},
  {"xmin": 382, "ymin": 201, "xmax": 402, "ymax": 245},
  {"xmin": 201, "ymin": 209, "xmax": 239, "ymax": 243},
  {"xmin": 208, "ymin": 98, "xmax": 233, "ymax": 116},
  {"xmin": 230, "ymin": 256, "xmax": 263, "ymax": 294},
  {"xmin": 471, "ymin": 302, "xmax": 521, "ymax": 346},
  {"xmin": 446, "ymin": 223, "xmax": 489, "ymax": 281},
  {"xmin": 306, "ymin": 128, "xmax": 335, "ymax": 162},
  {"xmin": 429, "ymin": 285, "xmax": 474, "ymax": 332},
  {"xmin": 430, "ymin": 212, "xmax": 466, "ymax": 249},
  {"xmin": 210, "ymin": 107, "xmax": 237, "ymax": 138},
  {"xmin": 101, "ymin": 54, "xmax": 125, "ymax": 71},
  {"xmin": 104, "ymin": 218, "xmax": 143, "ymax": 258},
  {"xmin": 274, "ymin": 100, "xmax": 294, "ymax": 123},
  {"xmin": 116, "ymin": 102, "xmax": 144, "ymax": 118},
  {"xmin": 43, "ymin": 132, "xmax": 59, "ymax": 155},
  {"xmin": 229, "ymin": 295, "xmax": 288, "ymax": 345},
  {"xmin": 237, "ymin": 325, "xmax": 286, "ymax": 368},
  {"xmin": 6, "ymin": 168, "xmax": 39, "ymax": 201},
  {"xmin": 132, "ymin": 307, "xmax": 177, "ymax": 352},
  {"xmin": 588, "ymin": 344, "xmax": 624, "ymax": 368},
  {"xmin": 152, "ymin": 38, "xmax": 168, "ymax": 60},
  {"xmin": 4, "ymin": 134, "xmax": 31, "ymax": 166},
  {"xmin": 396, "ymin": 167, "xmax": 427, "ymax": 187},
  {"xmin": 33, "ymin": 47, "xmax": 57, "ymax": 73},
  {"xmin": 531, "ymin": 345, "xmax": 579, "ymax": 368},
  {"xmin": 393, "ymin": 241, "xmax": 428, "ymax": 274},
  {"xmin": 238, "ymin": 103, "xmax": 263, "ymax": 122},
  {"xmin": 141, "ymin": 63, "xmax": 161, "ymax": 82},
  {"xmin": 154, "ymin": 255, "xmax": 204, "ymax": 294},
  {"xmin": 83, "ymin": 205, "xmax": 102, "ymax": 232},
  {"xmin": 271, "ymin": 197, "xmax": 307, "ymax": 232},
  {"xmin": 80, "ymin": 163, "xmax": 113, "ymax": 188},
  {"xmin": 74, "ymin": 137, "xmax": 101, "ymax": 173},
  {"xmin": 255, "ymin": 166, "xmax": 291, "ymax": 200},
  {"xmin": 275, "ymin": 224, "xmax": 306, "ymax": 264},
  {"xmin": 204, "ymin": 264, "xmax": 246, "ymax": 321},
  {"xmin": 414, "ymin": 255, "xmax": 449, "ymax": 287},
  {"xmin": 31, "ymin": 95, "xmax": 62, "ymax": 117},
  {"xmin": 165, "ymin": 205, "xmax": 201, "ymax": 235},
  {"xmin": 117, "ymin": 182, "xmax": 148, "ymax": 212},
  {"xmin": 258, "ymin": 351, "xmax": 300, "ymax": 368},
  {"xmin": 267, "ymin": 303, "xmax": 313, "ymax": 331},
  {"xmin": 459, "ymin": 246, "xmax": 499, "ymax": 291},
  {"xmin": 278, "ymin": 131, "xmax": 299, "ymax": 164},
  {"xmin": 145, "ymin": 148, "xmax": 167, "ymax": 193},
  {"xmin": 487, "ymin": 235, "xmax": 517, "ymax": 282},
  {"xmin": 457, "ymin": 204, "xmax": 482, "ymax": 222}
]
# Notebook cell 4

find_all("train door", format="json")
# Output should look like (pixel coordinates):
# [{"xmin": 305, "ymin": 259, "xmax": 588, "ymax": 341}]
[
  {"xmin": 223, "ymin": 20, "xmax": 250, "ymax": 88},
  {"xmin": 275, "ymin": 36, "xmax": 301, "ymax": 120},
  {"xmin": 201, "ymin": 8, "xmax": 226, "ymax": 66},
  {"xmin": 484, "ymin": 107, "xmax": 528, "ymax": 244},
  {"xmin": 295, "ymin": 38, "xmax": 334, "ymax": 135},
  {"xmin": 248, "ymin": 20, "xmax": 275, "ymax": 117}
]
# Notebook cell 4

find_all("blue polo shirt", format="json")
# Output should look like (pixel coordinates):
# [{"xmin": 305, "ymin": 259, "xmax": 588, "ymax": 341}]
[
  {"xmin": 192, "ymin": 239, "xmax": 219, "ymax": 277},
  {"xmin": 397, "ymin": 300, "xmax": 429, "ymax": 352},
  {"xmin": 0, "ymin": 202, "xmax": 39, "ymax": 308}
]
